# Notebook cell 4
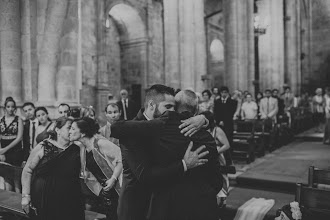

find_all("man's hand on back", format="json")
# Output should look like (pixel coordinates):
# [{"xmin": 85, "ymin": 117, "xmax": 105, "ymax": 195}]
[
  {"xmin": 179, "ymin": 115, "xmax": 208, "ymax": 137},
  {"xmin": 183, "ymin": 141, "xmax": 209, "ymax": 170}
]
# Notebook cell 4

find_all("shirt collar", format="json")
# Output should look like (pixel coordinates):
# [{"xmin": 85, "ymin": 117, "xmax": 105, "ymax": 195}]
[{"xmin": 143, "ymin": 112, "xmax": 151, "ymax": 121}]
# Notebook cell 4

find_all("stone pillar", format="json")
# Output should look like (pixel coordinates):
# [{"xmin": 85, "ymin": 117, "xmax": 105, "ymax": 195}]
[
  {"xmin": 164, "ymin": 0, "xmax": 180, "ymax": 89},
  {"xmin": 247, "ymin": 0, "xmax": 255, "ymax": 94},
  {"xmin": 284, "ymin": 0, "xmax": 301, "ymax": 94},
  {"xmin": 224, "ymin": 0, "xmax": 238, "ymax": 91},
  {"xmin": 180, "ymin": 0, "xmax": 195, "ymax": 90},
  {"xmin": 194, "ymin": 0, "xmax": 207, "ymax": 92},
  {"xmin": 21, "ymin": 0, "xmax": 38, "ymax": 102},
  {"xmin": 38, "ymin": 0, "xmax": 68, "ymax": 104},
  {"xmin": 237, "ymin": 0, "xmax": 248, "ymax": 91},
  {"xmin": 258, "ymin": 0, "xmax": 285, "ymax": 91},
  {"xmin": 0, "ymin": 0, "xmax": 22, "ymax": 102},
  {"xmin": 56, "ymin": 0, "xmax": 78, "ymax": 104}
]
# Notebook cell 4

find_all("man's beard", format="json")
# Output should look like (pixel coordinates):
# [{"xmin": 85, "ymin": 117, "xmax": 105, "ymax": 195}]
[{"xmin": 153, "ymin": 105, "xmax": 162, "ymax": 118}]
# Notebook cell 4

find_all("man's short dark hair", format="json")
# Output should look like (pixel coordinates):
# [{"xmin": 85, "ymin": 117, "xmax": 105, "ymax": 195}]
[
  {"xmin": 22, "ymin": 102, "xmax": 35, "ymax": 109},
  {"xmin": 58, "ymin": 103, "xmax": 70, "ymax": 111},
  {"xmin": 219, "ymin": 86, "xmax": 229, "ymax": 93},
  {"xmin": 144, "ymin": 84, "xmax": 175, "ymax": 108},
  {"xmin": 272, "ymin": 89, "xmax": 279, "ymax": 93},
  {"xmin": 265, "ymin": 89, "xmax": 271, "ymax": 93}
]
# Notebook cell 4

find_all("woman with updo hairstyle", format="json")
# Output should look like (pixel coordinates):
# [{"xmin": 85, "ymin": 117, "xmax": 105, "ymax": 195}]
[
  {"xmin": 69, "ymin": 117, "xmax": 122, "ymax": 220},
  {"xmin": 34, "ymin": 107, "xmax": 54, "ymax": 144},
  {"xmin": 0, "ymin": 97, "xmax": 23, "ymax": 192},
  {"xmin": 21, "ymin": 116, "xmax": 85, "ymax": 220}
]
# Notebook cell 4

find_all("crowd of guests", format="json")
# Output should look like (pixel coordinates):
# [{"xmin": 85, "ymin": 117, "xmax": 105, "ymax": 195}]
[
  {"xmin": 0, "ymin": 84, "xmax": 327, "ymax": 220},
  {"xmin": 0, "ymin": 86, "xmax": 231, "ymax": 220},
  {"xmin": 198, "ymin": 85, "xmax": 330, "ymax": 145}
]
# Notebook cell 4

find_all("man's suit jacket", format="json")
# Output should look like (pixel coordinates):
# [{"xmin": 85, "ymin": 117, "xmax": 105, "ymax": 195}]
[
  {"xmin": 112, "ymin": 111, "xmax": 222, "ymax": 220},
  {"xmin": 281, "ymin": 92, "xmax": 294, "ymax": 110},
  {"xmin": 214, "ymin": 97, "xmax": 237, "ymax": 134},
  {"xmin": 259, "ymin": 97, "xmax": 278, "ymax": 119},
  {"xmin": 22, "ymin": 120, "xmax": 31, "ymax": 162},
  {"xmin": 116, "ymin": 99, "xmax": 139, "ymax": 120},
  {"xmin": 112, "ymin": 110, "xmax": 185, "ymax": 220}
]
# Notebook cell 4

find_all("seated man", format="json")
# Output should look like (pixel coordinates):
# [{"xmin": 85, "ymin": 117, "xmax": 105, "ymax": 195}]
[{"xmin": 112, "ymin": 89, "xmax": 221, "ymax": 220}]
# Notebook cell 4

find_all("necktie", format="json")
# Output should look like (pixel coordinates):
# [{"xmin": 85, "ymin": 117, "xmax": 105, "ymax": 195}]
[
  {"xmin": 31, "ymin": 122, "xmax": 36, "ymax": 150},
  {"xmin": 123, "ymin": 100, "xmax": 128, "ymax": 120}
]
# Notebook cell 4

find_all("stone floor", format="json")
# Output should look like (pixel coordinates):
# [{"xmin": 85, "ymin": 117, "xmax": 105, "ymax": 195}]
[{"xmin": 224, "ymin": 133, "xmax": 330, "ymax": 220}]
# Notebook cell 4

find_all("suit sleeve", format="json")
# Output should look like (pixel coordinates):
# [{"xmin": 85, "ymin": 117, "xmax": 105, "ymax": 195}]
[
  {"xmin": 120, "ymin": 141, "xmax": 185, "ymax": 187},
  {"xmin": 111, "ymin": 120, "xmax": 162, "ymax": 139},
  {"xmin": 22, "ymin": 124, "xmax": 30, "ymax": 162}
]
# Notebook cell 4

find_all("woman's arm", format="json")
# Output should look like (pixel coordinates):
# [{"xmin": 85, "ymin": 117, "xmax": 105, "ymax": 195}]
[
  {"xmin": 215, "ymin": 127, "xmax": 230, "ymax": 154},
  {"xmin": 21, "ymin": 144, "xmax": 44, "ymax": 213},
  {"xmin": 98, "ymin": 139, "xmax": 123, "ymax": 190},
  {"xmin": 0, "ymin": 117, "xmax": 23, "ymax": 154}
]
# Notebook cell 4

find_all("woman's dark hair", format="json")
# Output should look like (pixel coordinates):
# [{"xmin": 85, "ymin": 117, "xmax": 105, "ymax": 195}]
[
  {"xmin": 47, "ymin": 117, "xmax": 73, "ymax": 140},
  {"xmin": 4, "ymin": 97, "xmax": 16, "ymax": 109},
  {"xmin": 74, "ymin": 117, "xmax": 99, "ymax": 138},
  {"xmin": 202, "ymin": 90, "xmax": 212, "ymax": 99},
  {"xmin": 35, "ymin": 107, "xmax": 48, "ymax": 116}
]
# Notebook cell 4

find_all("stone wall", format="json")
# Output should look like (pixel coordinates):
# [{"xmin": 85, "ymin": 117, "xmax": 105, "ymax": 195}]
[{"xmin": 310, "ymin": 0, "xmax": 330, "ymax": 91}]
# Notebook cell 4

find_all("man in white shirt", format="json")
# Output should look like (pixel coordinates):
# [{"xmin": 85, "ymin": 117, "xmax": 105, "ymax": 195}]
[
  {"xmin": 260, "ymin": 89, "xmax": 278, "ymax": 120},
  {"xmin": 241, "ymin": 93, "xmax": 258, "ymax": 120}
]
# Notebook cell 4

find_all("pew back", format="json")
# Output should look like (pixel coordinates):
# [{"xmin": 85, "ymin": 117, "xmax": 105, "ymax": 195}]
[
  {"xmin": 308, "ymin": 166, "xmax": 330, "ymax": 188},
  {"xmin": 296, "ymin": 183, "xmax": 330, "ymax": 211}
]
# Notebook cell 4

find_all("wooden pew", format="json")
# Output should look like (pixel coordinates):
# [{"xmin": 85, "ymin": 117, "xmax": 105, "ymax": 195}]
[
  {"xmin": 232, "ymin": 120, "xmax": 256, "ymax": 163},
  {"xmin": 308, "ymin": 166, "xmax": 330, "ymax": 190},
  {"xmin": 295, "ymin": 183, "xmax": 330, "ymax": 219},
  {"xmin": 0, "ymin": 189, "xmax": 106, "ymax": 220}
]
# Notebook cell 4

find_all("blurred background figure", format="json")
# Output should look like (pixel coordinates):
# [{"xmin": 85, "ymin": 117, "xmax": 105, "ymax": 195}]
[
  {"xmin": 199, "ymin": 89, "xmax": 214, "ymax": 113},
  {"xmin": 117, "ymin": 89, "xmax": 138, "ymax": 120},
  {"xmin": 34, "ymin": 107, "xmax": 54, "ymax": 144},
  {"xmin": 312, "ymin": 88, "xmax": 325, "ymax": 133},
  {"xmin": 241, "ymin": 93, "xmax": 258, "ymax": 120}
]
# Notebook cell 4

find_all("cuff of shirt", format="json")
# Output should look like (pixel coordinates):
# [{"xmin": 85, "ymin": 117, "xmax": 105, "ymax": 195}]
[{"xmin": 182, "ymin": 160, "xmax": 187, "ymax": 172}]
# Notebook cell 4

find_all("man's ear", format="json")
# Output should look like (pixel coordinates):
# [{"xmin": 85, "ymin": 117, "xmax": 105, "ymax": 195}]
[{"xmin": 148, "ymin": 100, "xmax": 155, "ymax": 111}]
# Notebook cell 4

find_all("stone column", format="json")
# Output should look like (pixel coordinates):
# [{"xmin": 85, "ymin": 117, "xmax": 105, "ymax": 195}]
[
  {"xmin": 0, "ymin": 0, "xmax": 22, "ymax": 102},
  {"xmin": 38, "ymin": 0, "xmax": 68, "ymax": 104},
  {"xmin": 21, "ymin": 0, "xmax": 38, "ymax": 101},
  {"xmin": 179, "ymin": 0, "xmax": 195, "ymax": 90},
  {"xmin": 164, "ymin": 0, "xmax": 180, "ymax": 89},
  {"xmin": 224, "ymin": 0, "xmax": 238, "ymax": 91},
  {"xmin": 56, "ymin": 0, "xmax": 78, "ymax": 104},
  {"xmin": 237, "ymin": 0, "xmax": 248, "ymax": 91},
  {"xmin": 284, "ymin": 0, "xmax": 301, "ymax": 94},
  {"xmin": 247, "ymin": 0, "xmax": 255, "ymax": 93},
  {"xmin": 193, "ymin": 0, "xmax": 207, "ymax": 92},
  {"xmin": 258, "ymin": 0, "xmax": 284, "ymax": 91}
]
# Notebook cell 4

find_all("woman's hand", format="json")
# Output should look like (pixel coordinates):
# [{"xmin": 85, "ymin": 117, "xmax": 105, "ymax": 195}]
[
  {"xmin": 103, "ymin": 177, "xmax": 116, "ymax": 191},
  {"xmin": 22, "ymin": 196, "xmax": 31, "ymax": 215}
]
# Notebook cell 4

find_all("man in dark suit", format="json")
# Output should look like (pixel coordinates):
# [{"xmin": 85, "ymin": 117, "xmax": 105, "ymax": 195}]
[
  {"xmin": 112, "ymin": 85, "xmax": 210, "ymax": 220},
  {"xmin": 22, "ymin": 102, "xmax": 38, "ymax": 165},
  {"xmin": 117, "ymin": 89, "xmax": 139, "ymax": 120},
  {"xmin": 214, "ymin": 86, "xmax": 237, "ymax": 165},
  {"xmin": 112, "ymin": 88, "xmax": 221, "ymax": 220}
]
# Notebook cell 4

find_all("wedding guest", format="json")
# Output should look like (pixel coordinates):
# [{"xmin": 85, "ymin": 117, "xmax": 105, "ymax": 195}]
[
  {"xmin": 323, "ymin": 87, "xmax": 330, "ymax": 144},
  {"xmin": 199, "ymin": 90, "xmax": 214, "ymax": 113},
  {"xmin": 312, "ymin": 88, "xmax": 325, "ymax": 132},
  {"xmin": 58, "ymin": 103, "xmax": 70, "ymax": 118},
  {"xmin": 116, "ymin": 89, "xmax": 138, "ymax": 120},
  {"xmin": 241, "ymin": 93, "xmax": 258, "ymax": 120},
  {"xmin": 21, "ymin": 117, "xmax": 84, "ymax": 220},
  {"xmin": 0, "ymin": 97, "xmax": 23, "ymax": 192},
  {"xmin": 70, "ymin": 117, "xmax": 122, "ymax": 220},
  {"xmin": 22, "ymin": 102, "xmax": 38, "ymax": 164},
  {"xmin": 34, "ymin": 107, "xmax": 54, "ymax": 144},
  {"xmin": 99, "ymin": 103, "xmax": 121, "ymax": 145}
]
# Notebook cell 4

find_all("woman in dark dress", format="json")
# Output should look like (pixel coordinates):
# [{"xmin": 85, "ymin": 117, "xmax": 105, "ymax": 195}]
[
  {"xmin": 21, "ymin": 117, "xmax": 84, "ymax": 220},
  {"xmin": 69, "ymin": 117, "xmax": 122, "ymax": 220},
  {"xmin": 0, "ymin": 97, "xmax": 23, "ymax": 192}
]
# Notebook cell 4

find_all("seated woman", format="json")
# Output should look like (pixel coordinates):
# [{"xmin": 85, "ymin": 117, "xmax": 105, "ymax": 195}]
[
  {"xmin": 21, "ymin": 117, "xmax": 85, "ymax": 220},
  {"xmin": 69, "ymin": 117, "xmax": 122, "ymax": 220},
  {"xmin": 34, "ymin": 107, "xmax": 54, "ymax": 144}
]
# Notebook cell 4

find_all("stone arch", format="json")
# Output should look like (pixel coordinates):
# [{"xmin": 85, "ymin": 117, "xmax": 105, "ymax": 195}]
[{"xmin": 106, "ymin": 2, "xmax": 148, "ymax": 106}]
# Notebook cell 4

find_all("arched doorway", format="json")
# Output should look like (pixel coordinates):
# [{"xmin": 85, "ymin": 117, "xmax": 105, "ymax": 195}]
[{"xmin": 107, "ymin": 3, "xmax": 147, "ymax": 106}]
